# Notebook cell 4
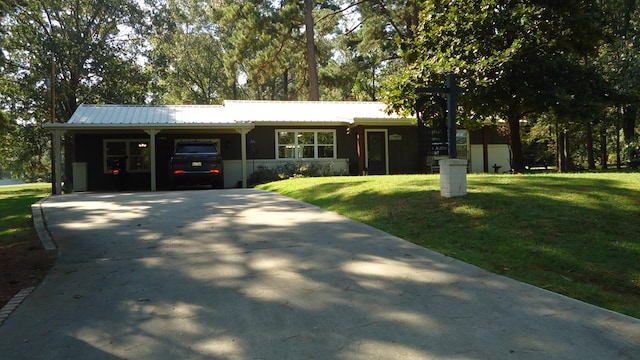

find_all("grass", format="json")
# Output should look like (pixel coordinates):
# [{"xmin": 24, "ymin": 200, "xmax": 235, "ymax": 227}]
[
  {"xmin": 0, "ymin": 183, "xmax": 52, "ymax": 245},
  {"xmin": 258, "ymin": 173, "xmax": 640, "ymax": 319},
  {"xmin": 0, "ymin": 183, "xmax": 55, "ymax": 308}
]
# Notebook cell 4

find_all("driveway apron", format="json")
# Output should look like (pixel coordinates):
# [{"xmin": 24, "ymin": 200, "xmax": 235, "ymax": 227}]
[{"xmin": 0, "ymin": 189, "xmax": 639, "ymax": 359}]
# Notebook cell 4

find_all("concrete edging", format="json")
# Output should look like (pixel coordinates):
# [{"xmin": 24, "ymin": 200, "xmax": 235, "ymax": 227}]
[
  {"xmin": 0, "ymin": 287, "xmax": 35, "ymax": 326},
  {"xmin": 31, "ymin": 197, "xmax": 57, "ymax": 251}
]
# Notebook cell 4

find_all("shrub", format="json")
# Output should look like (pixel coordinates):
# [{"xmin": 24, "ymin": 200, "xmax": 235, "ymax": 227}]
[{"xmin": 249, "ymin": 161, "xmax": 341, "ymax": 186}]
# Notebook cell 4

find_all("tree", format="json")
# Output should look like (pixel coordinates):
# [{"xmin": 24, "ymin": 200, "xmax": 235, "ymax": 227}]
[
  {"xmin": 148, "ymin": 0, "xmax": 233, "ymax": 104},
  {"xmin": 331, "ymin": 0, "xmax": 421, "ymax": 100},
  {"xmin": 2, "ymin": 0, "xmax": 149, "ymax": 117},
  {"xmin": 211, "ymin": 0, "xmax": 304, "ymax": 100},
  {"xmin": 382, "ymin": 0, "xmax": 606, "ymax": 172},
  {"xmin": 598, "ymin": 0, "xmax": 640, "ymax": 159},
  {"xmin": 0, "ymin": 0, "xmax": 149, "ymax": 179},
  {"xmin": 209, "ymin": 0, "xmax": 342, "ymax": 101}
]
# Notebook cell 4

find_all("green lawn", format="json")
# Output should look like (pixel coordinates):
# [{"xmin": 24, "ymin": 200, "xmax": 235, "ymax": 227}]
[
  {"xmin": 0, "ymin": 183, "xmax": 52, "ymax": 245},
  {"xmin": 258, "ymin": 173, "xmax": 640, "ymax": 319}
]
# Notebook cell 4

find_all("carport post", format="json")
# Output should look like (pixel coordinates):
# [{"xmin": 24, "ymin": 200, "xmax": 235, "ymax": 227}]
[
  {"xmin": 145, "ymin": 129, "xmax": 159, "ymax": 191},
  {"xmin": 239, "ymin": 128, "xmax": 248, "ymax": 188}
]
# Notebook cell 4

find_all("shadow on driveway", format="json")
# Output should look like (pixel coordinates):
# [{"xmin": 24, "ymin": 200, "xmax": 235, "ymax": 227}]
[{"xmin": 1, "ymin": 189, "xmax": 639, "ymax": 359}]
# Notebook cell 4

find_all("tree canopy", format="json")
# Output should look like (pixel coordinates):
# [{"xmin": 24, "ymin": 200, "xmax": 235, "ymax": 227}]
[
  {"xmin": 1, "ymin": 0, "xmax": 150, "ymax": 178},
  {"xmin": 1, "ymin": 0, "xmax": 639, "ymax": 178},
  {"xmin": 382, "ymin": 0, "xmax": 608, "ymax": 171}
]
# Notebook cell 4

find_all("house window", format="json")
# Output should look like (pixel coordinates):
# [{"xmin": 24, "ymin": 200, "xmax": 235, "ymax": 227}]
[
  {"xmin": 104, "ymin": 139, "xmax": 150, "ymax": 173},
  {"xmin": 456, "ymin": 130, "xmax": 469, "ymax": 160},
  {"xmin": 276, "ymin": 130, "xmax": 336, "ymax": 159}
]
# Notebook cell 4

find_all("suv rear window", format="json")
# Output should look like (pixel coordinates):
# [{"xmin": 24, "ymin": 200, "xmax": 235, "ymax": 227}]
[{"xmin": 175, "ymin": 143, "xmax": 218, "ymax": 153}]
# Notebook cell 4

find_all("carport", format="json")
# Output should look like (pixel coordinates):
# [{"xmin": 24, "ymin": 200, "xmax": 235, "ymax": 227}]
[{"xmin": 44, "ymin": 105, "xmax": 255, "ymax": 194}]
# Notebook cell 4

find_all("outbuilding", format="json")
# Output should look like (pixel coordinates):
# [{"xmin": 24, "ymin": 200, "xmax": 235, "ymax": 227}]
[{"xmin": 44, "ymin": 100, "xmax": 510, "ymax": 193}]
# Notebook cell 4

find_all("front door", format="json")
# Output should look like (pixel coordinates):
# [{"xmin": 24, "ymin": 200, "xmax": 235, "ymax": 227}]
[{"xmin": 366, "ymin": 131, "xmax": 387, "ymax": 175}]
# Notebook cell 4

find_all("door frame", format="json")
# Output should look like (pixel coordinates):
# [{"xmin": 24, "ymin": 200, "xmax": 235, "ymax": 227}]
[{"xmin": 364, "ymin": 129, "xmax": 389, "ymax": 175}]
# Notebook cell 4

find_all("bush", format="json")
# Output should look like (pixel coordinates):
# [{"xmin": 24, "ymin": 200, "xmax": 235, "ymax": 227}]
[
  {"xmin": 248, "ymin": 166, "xmax": 281, "ymax": 185},
  {"xmin": 249, "ymin": 161, "xmax": 340, "ymax": 186}
]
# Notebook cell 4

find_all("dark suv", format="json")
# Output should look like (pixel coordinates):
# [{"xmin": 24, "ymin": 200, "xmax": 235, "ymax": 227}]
[{"xmin": 168, "ymin": 141, "xmax": 223, "ymax": 189}]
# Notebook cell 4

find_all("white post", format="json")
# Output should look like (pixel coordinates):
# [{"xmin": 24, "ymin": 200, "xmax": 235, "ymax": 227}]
[
  {"xmin": 439, "ymin": 158, "xmax": 468, "ymax": 197},
  {"xmin": 239, "ymin": 129, "xmax": 248, "ymax": 188}
]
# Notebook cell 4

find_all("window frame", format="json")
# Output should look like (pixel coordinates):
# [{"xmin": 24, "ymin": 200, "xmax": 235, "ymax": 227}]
[
  {"xmin": 275, "ymin": 129, "xmax": 337, "ymax": 160},
  {"xmin": 103, "ymin": 139, "xmax": 151, "ymax": 174}
]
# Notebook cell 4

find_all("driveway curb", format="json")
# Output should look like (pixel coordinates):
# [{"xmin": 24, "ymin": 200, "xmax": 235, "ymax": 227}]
[{"xmin": 31, "ymin": 196, "xmax": 57, "ymax": 251}]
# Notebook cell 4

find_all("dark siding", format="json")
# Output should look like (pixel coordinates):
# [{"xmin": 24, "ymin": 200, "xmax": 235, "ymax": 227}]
[
  {"xmin": 387, "ymin": 126, "xmax": 420, "ymax": 174},
  {"xmin": 338, "ymin": 127, "xmax": 357, "ymax": 174},
  {"xmin": 245, "ymin": 127, "xmax": 276, "ymax": 159}
]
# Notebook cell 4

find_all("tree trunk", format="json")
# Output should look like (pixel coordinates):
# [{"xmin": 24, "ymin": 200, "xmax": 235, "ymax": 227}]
[
  {"xmin": 507, "ymin": 115, "xmax": 524, "ymax": 172},
  {"xmin": 616, "ymin": 117, "xmax": 621, "ymax": 169},
  {"xmin": 370, "ymin": 65, "xmax": 376, "ymax": 101},
  {"xmin": 600, "ymin": 124, "xmax": 608, "ymax": 170},
  {"xmin": 232, "ymin": 77, "xmax": 238, "ymax": 100},
  {"xmin": 586, "ymin": 120, "xmax": 595, "ymax": 170},
  {"xmin": 283, "ymin": 68, "xmax": 289, "ymax": 100},
  {"xmin": 304, "ymin": 0, "xmax": 320, "ymax": 101},
  {"xmin": 622, "ymin": 105, "xmax": 637, "ymax": 146},
  {"xmin": 557, "ymin": 127, "xmax": 569, "ymax": 172}
]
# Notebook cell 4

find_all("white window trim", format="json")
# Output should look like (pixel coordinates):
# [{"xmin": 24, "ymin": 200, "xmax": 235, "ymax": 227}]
[
  {"xmin": 275, "ymin": 129, "xmax": 337, "ymax": 160},
  {"xmin": 103, "ymin": 139, "xmax": 151, "ymax": 174}
]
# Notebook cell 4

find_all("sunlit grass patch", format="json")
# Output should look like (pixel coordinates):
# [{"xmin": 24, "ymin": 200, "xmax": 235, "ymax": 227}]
[{"xmin": 0, "ymin": 183, "xmax": 51, "ymax": 245}]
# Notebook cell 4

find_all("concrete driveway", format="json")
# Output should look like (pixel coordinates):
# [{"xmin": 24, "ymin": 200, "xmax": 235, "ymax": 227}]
[{"xmin": 1, "ymin": 189, "xmax": 639, "ymax": 359}]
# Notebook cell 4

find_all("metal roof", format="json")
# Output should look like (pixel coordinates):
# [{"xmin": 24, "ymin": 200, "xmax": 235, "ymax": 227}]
[
  {"xmin": 66, "ymin": 104, "xmax": 231, "ymax": 125},
  {"xmin": 223, "ymin": 100, "xmax": 400, "ymax": 123},
  {"xmin": 46, "ymin": 101, "xmax": 410, "ymax": 130}
]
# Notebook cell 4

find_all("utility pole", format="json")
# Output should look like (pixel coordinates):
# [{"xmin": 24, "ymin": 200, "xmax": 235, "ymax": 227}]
[{"xmin": 50, "ymin": 47, "xmax": 58, "ymax": 194}]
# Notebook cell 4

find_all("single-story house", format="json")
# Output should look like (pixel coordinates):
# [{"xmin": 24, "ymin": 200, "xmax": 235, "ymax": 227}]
[{"xmin": 43, "ymin": 100, "xmax": 511, "ymax": 193}]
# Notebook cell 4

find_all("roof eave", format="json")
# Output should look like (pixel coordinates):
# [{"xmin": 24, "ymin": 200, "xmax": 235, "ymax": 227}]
[
  {"xmin": 351, "ymin": 117, "xmax": 416, "ymax": 127},
  {"xmin": 250, "ymin": 120, "xmax": 352, "ymax": 126},
  {"xmin": 42, "ymin": 122, "xmax": 255, "ymax": 131}
]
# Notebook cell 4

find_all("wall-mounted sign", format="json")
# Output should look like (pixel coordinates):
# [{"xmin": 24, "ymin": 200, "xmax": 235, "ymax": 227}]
[{"xmin": 389, "ymin": 134, "xmax": 402, "ymax": 141}]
